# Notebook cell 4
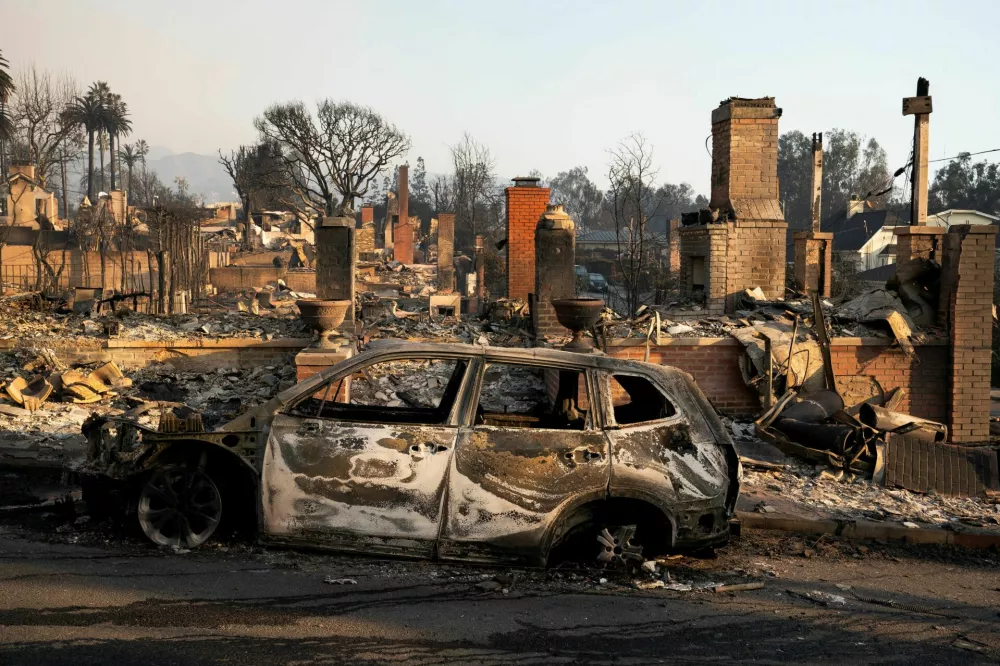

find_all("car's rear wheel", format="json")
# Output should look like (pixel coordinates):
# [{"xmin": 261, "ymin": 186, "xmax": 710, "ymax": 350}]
[
  {"xmin": 138, "ymin": 466, "xmax": 222, "ymax": 548},
  {"xmin": 596, "ymin": 524, "xmax": 643, "ymax": 568}
]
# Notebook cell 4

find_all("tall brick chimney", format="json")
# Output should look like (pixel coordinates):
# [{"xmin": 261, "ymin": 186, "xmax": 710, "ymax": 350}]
[
  {"xmin": 681, "ymin": 97, "xmax": 787, "ymax": 310},
  {"xmin": 710, "ymin": 97, "xmax": 784, "ymax": 222},
  {"xmin": 505, "ymin": 176, "xmax": 551, "ymax": 300}
]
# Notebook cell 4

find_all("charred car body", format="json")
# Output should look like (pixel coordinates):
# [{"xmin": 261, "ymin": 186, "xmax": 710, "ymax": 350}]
[{"xmin": 83, "ymin": 343, "xmax": 740, "ymax": 566}]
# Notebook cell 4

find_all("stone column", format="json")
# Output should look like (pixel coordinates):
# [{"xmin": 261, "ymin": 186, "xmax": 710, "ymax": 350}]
[
  {"xmin": 943, "ymin": 224, "xmax": 997, "ymax": 443},
  {"xmin": 793, "ymin": 231, "xmax": 833, "ymax": 296},
  {"xmin": 315, "ymin": 213, "xmax": 356, "ymax": 323},
  {"xmin": 533, "ymin": 205, "xmax": 575, "ymax": 338},
  {"xmin": 505, "ymin": 176, "xmax": 551, "ymax": 300},
  {"xmin": 437, "ymin": 213, "xmax": 455, "ymax": 293}
]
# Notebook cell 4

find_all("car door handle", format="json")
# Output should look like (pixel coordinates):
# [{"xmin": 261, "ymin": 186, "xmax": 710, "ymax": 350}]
[
  {"xmin": 409, "ymin": 443, "xmax": 449, "ymax": 456},
  {"xmin": 564, "ymin": 447, "xmax": 605, "ymax": 465},
  {"xmin": 298, "ymin": 420, "xmax": 322, "ymax": 435}
]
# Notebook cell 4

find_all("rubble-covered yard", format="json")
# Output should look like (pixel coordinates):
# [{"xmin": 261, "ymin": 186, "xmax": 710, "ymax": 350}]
[{"xmin": 0, "ymin": 292, "xmax": 311, "ymax": 342}]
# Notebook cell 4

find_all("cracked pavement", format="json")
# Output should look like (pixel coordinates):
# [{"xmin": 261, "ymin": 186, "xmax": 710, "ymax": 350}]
[{"xmin": 1, "ymin": 516, "xmax": 999, "ymax": 665}]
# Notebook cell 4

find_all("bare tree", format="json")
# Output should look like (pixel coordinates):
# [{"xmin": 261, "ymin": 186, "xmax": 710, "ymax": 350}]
[
  {"xmin": 8, "ymin": 66, "xmax": 82, "ymax": 191},
  {"xmin": 219, "ymin": 145, "xmax": 258, "ymax": 250},
  {"xmin": 254, "ymin": 100, "xmax": 410, "ymax": 220},
  {"xmin": 450, "ymin": 133, "xmax": 501, "ymax": 247},
  {"xmin": 430, "ymin": 174, "xmax": 454, "ymax": 214},
  {"xmin": 607, "ymin": 133, "xmax": 660, "ymax": 315}
]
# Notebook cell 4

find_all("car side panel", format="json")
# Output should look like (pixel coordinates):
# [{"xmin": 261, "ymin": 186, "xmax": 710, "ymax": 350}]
[
  {"xmin": 437, "ymin": 425, "xmax": 611, "ymax": 565},
  {"xmin": 261, "ymin": 413, "xmax": 457, "ymax": 558}
]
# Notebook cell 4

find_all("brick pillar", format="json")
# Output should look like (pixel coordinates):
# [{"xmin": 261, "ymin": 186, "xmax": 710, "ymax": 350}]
[
  {"xmin": 397, "ymin": 165, "xmax": 409, "ymax": 228},
  {"xmin": 315, "ymin": 214, "xmax": 356, "ymax": 323},
  {"xmin": 667, "ymin": 219, "xmax": 681, "ymax": 278},
  {"xmin": 895, "ymin": 225, "xmax": 945, "ymax": 263},
  {"xmin": 394, "ymin": 217, "xmax": 414, "ymax": 264},
  {"xmin": 505, "ymin": 177, "xmax": 551, "ymax": 300},
  {"xmin": 944, "ymin": 224, "xmax": 996, "ymax": 443},
  {"xmin": 793, "ymin": 231, "xmax": 833, "ymax": 296},
  {"xmin": 437, "ymin": 213, "xmax": 455, "ymax": 293},
  {"xmin": 357, "ymin": 206, "xmax": 375, "ymax": 256},
  {"xmin": 533, "ymin": 205, "xmax": 575, "ymax": 337}
]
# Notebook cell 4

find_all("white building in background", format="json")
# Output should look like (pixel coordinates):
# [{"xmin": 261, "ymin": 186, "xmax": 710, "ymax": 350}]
[{"xmin": 926, "ymin": 209, "xmax": 1000, "ymax": 229}]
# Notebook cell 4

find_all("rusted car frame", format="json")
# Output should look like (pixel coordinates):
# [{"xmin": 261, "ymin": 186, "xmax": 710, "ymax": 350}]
[{"xmin": 83, "ymin": 342, "xmax": 740, "ymax": 565}]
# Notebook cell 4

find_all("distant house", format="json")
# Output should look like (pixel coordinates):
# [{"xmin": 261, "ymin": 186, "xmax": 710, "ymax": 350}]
[
  {"xmin": 2, "ymin": 163, "xmax": 59, "ymax": 228},
  {"xmin": 823, "ymin": 208, "xmax": 900, "ymax": 272},
  {"xmin": 926, "ymin": 209, "xmax": 1000, "ymax": 247}
]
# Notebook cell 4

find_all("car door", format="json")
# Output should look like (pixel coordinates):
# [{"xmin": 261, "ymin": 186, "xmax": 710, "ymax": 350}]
[
  {"xmin": 261, "ymin": 355, "xmax": 471, "ymax": 558},
  {"xmin": 438, "ymin": 361, "xmax": 611, "ymax": 565},
  {"xmin": 601, "ymin": 370, "xmax": 733, "ymax": 525}
]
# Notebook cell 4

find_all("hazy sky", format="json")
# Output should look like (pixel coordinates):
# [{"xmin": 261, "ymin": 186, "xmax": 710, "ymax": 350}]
[{"xmin": 4, "ymin": 0, "xmax": 998, "ymax": 194}]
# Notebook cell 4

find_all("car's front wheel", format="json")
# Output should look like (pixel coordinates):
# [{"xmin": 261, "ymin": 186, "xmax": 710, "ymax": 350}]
[{"xmin": 138, "ymin": 466, "xmax": 223, "ymax": 548}]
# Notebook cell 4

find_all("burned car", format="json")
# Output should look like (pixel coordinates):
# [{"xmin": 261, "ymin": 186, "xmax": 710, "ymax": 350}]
[{"xmin": 83, "ymin": 342, "xmax": 740, "ymax": 566}]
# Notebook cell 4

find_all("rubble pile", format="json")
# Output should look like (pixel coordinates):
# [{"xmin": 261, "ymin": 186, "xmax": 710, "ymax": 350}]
[
  {"xmin": 0, "ymin": 293, "xmax": 310, "ymax": 342},
  {"xmin": 0, "ymin": 348, "xmax": 296, "ymax": 468},
  {"xmin": 742, "ymin": 464, "xmax": 1000, "ymax": 529}
]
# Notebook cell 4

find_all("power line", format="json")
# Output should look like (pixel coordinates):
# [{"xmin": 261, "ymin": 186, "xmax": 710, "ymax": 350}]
[{"xmin": 928, "ymin": 148, "xmax": 1000, "ymax": 163}]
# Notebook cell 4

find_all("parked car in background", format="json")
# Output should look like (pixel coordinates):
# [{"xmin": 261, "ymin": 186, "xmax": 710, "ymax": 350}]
[
  {"xmin": 83, "ymin": 342, "xmax": 740, "ymax": 567},
  {"xmin": 588, "ymin": 273, "xmax": 609, "ymax": 293},
  {"xmin": 574, "ymin": 265, "xmax": 589, "ymax": 293}
]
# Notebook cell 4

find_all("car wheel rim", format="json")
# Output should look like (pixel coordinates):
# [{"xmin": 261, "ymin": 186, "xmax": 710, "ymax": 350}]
[
  {"xmin": 138, "ymin": 467, "xmax": 222, "ymax": 548},
  {"xmin": 596, "ymin": 525, "xmax": 643, "ymax": 567}
]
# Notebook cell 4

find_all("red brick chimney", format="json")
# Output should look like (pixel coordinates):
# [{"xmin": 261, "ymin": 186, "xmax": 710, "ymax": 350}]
[{"xmin": 505, "ymin": 176, "xmax": 550, "ymax": 300}]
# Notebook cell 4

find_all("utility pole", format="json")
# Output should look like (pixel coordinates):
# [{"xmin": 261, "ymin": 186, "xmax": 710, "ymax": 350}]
[
  {"xmin": 810, "ymin": 132, "xmax": 823, "ymax": 232},
  {"xmin": 903, "ymin": 77, "xmax": 932, "ymax": 225}
]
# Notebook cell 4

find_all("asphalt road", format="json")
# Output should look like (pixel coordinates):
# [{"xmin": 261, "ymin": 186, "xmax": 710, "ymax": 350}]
[{"xmin": 1, "ymin": 515, "xmax": 999, "ymax": 665}]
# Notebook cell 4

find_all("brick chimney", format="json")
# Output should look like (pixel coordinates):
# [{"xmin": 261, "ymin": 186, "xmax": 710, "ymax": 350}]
[
  {"xmin": 505, "ymin": 176, "xmax": 551, "ymax": 300},
  {"xmin": 709, "ymin": 97, "xmax": 783, "ymax": 222}
]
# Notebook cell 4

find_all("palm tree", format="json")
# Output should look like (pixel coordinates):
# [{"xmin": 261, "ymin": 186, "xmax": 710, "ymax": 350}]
[
  {"xmin": 62, "ymin": 92, "xmax": 105, "ymax": 202},
  {"xmin": 0, "ymin": 49, "xmax": 15, "ymax": 182},
  {"xmin": 105, "ymin": 93, "xmax": 131, "ymax": 191},
  {"xmin": 135, "ymin": 139, "xmax": 149, "ymax": 166},
  {"xmin": 88, "ymin": 81, "xmax": 111, "ymax": 191},
  {"xmin": 119, "ymin": 142, "xmax": 141, "ymax": 192}
]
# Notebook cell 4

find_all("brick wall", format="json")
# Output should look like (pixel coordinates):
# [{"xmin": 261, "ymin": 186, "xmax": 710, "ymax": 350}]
[
  {"xmin": 725, "ymin": 220, "xmax": 787, "ymax": 306},
  {"xmin": 505, "ymin": 184, "xmax": 551, "ymax": 300},
  {"xmin": 14, "ymin": 337, "xmax": 309, "ymax": 373},
  {"xmin": 607, "ymin": 339, "xmax": 759, "ymax": 415},
  {"xmin": 946, "ymin": 225, "xmax": 997, "ymax": 442},
  {"xmin": 829, "ymin": 341, "xmax": 949, "ymax": 422},
  {"xmin": 606, "ymin": 337, "xmax": 950, "ymax": 419}
]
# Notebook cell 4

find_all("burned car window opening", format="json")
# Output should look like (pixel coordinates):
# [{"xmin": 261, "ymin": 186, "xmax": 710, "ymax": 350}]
[
  {"xmin": 610, "ymin": 374, "xmax": 677, "ymax": 425},
  {"xmin": 292, "ymin": 358, "xmax": 467, "ymax": 427},
  {"xmin": 476, "ymin": 363, "xmax": 590, "ymax": 431}
]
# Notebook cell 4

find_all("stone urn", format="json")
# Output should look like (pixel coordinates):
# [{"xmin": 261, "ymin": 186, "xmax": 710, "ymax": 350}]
[
  {"xmin": 296, "ymin": 299, "xmax": 352, "ymax": 349},
  {"xmin": 552, "ymin": 298, "xmax": 605, "ymax": 352}
]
